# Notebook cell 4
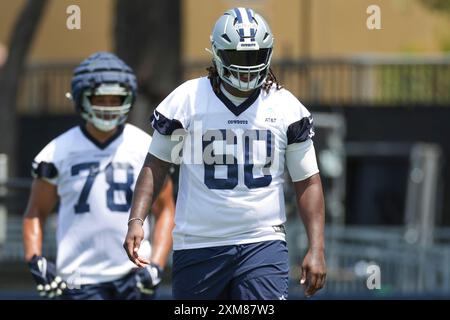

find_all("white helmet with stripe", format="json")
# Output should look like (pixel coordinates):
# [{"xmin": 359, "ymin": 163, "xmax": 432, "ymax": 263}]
[{"xmin": 210, "ymin": 7, "xmax": 274, "ymax": 91}]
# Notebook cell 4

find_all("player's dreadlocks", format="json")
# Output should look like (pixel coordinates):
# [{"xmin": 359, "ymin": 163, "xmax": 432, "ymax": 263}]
[{"xmin": 207, "ymin": 64, "xmax": 282, "ymax": 95}]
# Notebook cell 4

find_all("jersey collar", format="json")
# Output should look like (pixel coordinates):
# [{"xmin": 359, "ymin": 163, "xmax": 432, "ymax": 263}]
[
  {"xmin": 211, "ymin": 79, "xmax": 261, "ymax": 117},
  {"xmin": 79, "ymin": 124, "xmax": 124, "ymax": 150}
]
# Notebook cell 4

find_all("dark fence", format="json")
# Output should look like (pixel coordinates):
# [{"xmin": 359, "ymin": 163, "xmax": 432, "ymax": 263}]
[
  {"xmin": 16, "ymin": 55, "xmax": 450, "ymax": 115},
  {"xmin": 184, "ymin": 55, "xmax": 450, "ymax": 107},
  {"xmin": 17, "ymin": 63, "xmax": 75, "ymax": 114}
]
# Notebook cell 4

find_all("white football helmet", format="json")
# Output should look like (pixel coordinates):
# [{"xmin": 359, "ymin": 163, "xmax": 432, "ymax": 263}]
[
  {"xmin": 71, "ymin": 52, "xmax": 137, "ymax": 132},
  {"xmin": 210, "ymin": 7, "xmax": 274, "ymax": 91}
]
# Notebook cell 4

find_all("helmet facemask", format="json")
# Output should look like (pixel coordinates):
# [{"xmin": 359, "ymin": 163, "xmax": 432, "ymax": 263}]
[
  {"xmin": 213, "ymin": 46, "xmax": 273, "ymax": 91},
  {"xmin": 81, "ymin": 83, "xmax": 133, "ymax": 132}
]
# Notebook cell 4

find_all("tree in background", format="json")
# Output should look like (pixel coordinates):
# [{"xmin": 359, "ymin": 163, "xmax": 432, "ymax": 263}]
[
  {"xmin": 115, "ymin": 0, "xmax": 181, "ymax": 129},
  {"xmin": 0, "ymin": 0, "xmax": 48, "ymax": 176},
  {"xmin": 419, "ymin": 0, "xmax": 450, "ymax": 52},
  {"xmin": 419, "ymin": 0, "xmax": 450, "ymax": 15}
]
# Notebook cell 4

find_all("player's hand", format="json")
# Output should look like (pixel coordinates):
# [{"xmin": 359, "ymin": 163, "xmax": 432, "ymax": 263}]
[
  {"xmin": 28, "ymin": 255, "xmax": 67, "ymax": 299},
  {"xmin": 300, "ymin": 248, "xmax": 326, "ymax": 298},
  {"xmin": 134, "ymin": 262, "xmax": 163, "ymax": 295},
  {"xmin": 123, "ymin": 221, "xmax": 150, "ymax": 267}
]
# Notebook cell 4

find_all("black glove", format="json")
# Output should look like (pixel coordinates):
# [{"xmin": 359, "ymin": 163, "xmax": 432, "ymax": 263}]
[
  {"xmin": 28, "ymin": 255, "xmax": 67, "ymax": 298},
  {"xmin": 134, "ymin": 263, "xmax": 163, "ymax": 295}
]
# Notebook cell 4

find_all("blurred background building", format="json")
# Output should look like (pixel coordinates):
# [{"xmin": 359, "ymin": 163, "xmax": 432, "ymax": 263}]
[{"xmin": 1, "ymin": 0, "xmax": 450, "ymax": 299}]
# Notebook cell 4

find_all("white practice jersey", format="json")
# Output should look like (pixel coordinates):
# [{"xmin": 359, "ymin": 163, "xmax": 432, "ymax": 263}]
[
  {"xmin": 151, "ymin": 77, "xmax": 317, "ymax": 250},
  {"xmin": 32, "ymin": 124, "xmax": 151, "ymax": 285}
]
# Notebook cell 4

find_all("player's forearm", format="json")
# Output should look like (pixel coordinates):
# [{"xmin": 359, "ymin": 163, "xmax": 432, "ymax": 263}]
[
  {"xmin": 150, "ymin": 207, "xmax": 174, "ymax": 268},
  {"xmin": 129, "ymin": 166, "xmax": 156, "ymax": 221},
  {"xmin": 22, "ymin": 216, "xmax": 44, "ymax": 262},
  {"xmin": 129, "ymin": 154, "xmax": 171, "ymax": 222},
  {"xmin": 294, "ymin": 174, "xmax": 325, "ymax": 251}
]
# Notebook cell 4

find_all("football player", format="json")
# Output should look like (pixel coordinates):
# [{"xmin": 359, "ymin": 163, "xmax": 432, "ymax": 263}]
[
  {"xmin": 23, "ymin": 52, "xmax": 175, "ymax": 300},
  {"xmin": 124, "ymin": 8, "xmax": 326, "ymax": 299}
]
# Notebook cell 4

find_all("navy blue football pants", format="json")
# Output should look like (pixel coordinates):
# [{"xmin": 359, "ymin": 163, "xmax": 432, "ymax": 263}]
[
  {"xmin": 60, "ymin": 269, "xmax": 156, "ymax": 300},
  {"xmin": 172, "ymin": 240, "xmax": 289, "ymax": 300}
]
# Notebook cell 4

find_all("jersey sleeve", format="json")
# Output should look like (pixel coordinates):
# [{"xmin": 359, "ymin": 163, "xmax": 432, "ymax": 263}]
[
  {"xmin": 281, "ymin": 90, "xmax": 319, "ymax": 181},
  {"xmin": 31, "ymin": 140, "xmax": 59, "ymax": 185},
  {"xmin": 151, "ymin": 82, "xmax": 191, "ymax": 136},
  {"xmin": 286, "ymin": 139, "xmax": 319, "ymax": 182},
  {"xmin": 282, "ymin": 90, "xmax": 315, "ymax": 145},
  {"xmin": 148, "ymin": 130, "xmax": 183, "ymax": 164}
]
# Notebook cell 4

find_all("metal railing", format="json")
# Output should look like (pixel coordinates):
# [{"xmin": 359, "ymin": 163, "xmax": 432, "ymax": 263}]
[
  {"xmin": 17, "ymin": 62, "xmax": 75, "ymax": 114},
  {"xmin": 184, "ymin": 55, "xmax": 450, "ymax": 107},
  {"xmin": 16, "ymin": 55, "xmax": 450, "ymax": 114},
  {"xmin": 3, "ymin": 212, "xmax": 450, "ymax": 296},
  {"xmin": 287, "ymin": 222, "xmax": 450, "ymax": 297}
]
